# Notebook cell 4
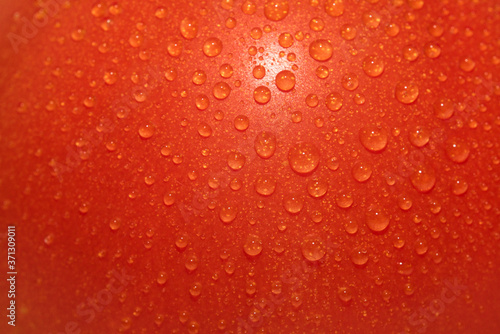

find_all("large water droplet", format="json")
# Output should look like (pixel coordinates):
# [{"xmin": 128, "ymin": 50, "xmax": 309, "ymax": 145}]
[
  {"xmin": 227, "ymin": 151, "xmax": 246, "ymax": 170},
  {"xmin": 213, "ymin": 82, "xmax": 231, "ymax": 100},
  {"xmin": 408, "ymin": 125, "xmax": 431, "ymax": 147},
  {"xmin": 254, "ymin": 86, "xmax": 271, "ymax": 104},
  {"xmin": 243, "ymin": 234, "xmax": 263, "ymax": 256},
  {"xmin": 301, "ymin": 234, "xmax": 325, "ymax": 262},
  {"xmin": 395, "ymin": 81, "xmax": 419, "ymax": 104},
  {"xmin": 410, "ymin": 165, "xmax": 436, "ymax": 193},
  {"xmin": 180, "ymin": 17, "xmax": 198, "ymax": 40},
  {"xmin": 325, "ymin": 0, "xmax": 345, "ymax": 17},
  {"xmin": 288, "ymin": 142, "xmax": 320, "ymax": 174},
  {"xmin": 203, "ymin": 37, "xmax": 223, "ymax": 57},
  {"xmin": 264, "ymin": 0, "xmax": 289, "ymax": 21},
  {"xmin": 325, "ymin": 92, "xmax": 343, "ymax": 111},
  {"xmin": 445, "ymin": 138, "xmax": 470, "ymax": 163},
  {"xmin": 365, "ymin": 207, "xmax": 390, "ymax": 232},
  {"xmin": 363, "ymin": 56, "xmax": 385, "ymax": 77},
  {"xmin": 309, "ymin": 39, "xmax": 333, "ymax": 61},
  {"xmin": 359, "ymin": 126, "xmax": 388, "ymax": 152}
]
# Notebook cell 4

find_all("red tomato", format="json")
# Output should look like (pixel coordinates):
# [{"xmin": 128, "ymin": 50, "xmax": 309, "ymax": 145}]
[{"xmin": 1, "ymin": 0, "xmax": 499, "ymax": 333}]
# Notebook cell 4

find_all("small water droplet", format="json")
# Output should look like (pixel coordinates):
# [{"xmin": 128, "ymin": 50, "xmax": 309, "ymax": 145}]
[
  {"xmin": 197, "ymin": 122, "xmax": 212, "ymax": 138},
  {"xmin": 213, "ymin": 82, "xmax": 231, "ymax": 100},
  {"xmin": 109, "ymin": 218, "xmax": 121, "ymax": 231},
  {"xmin": 288, "ymin": 142, "xmax": 320, "ymax": 174},
  {"xmin": 301, "ymin": 234, "xmax": 325, "ymax": 262},
  {"xmin": 189, "ymin": 282, "xmax": 202, "ymax": 297},
  {"xmin": 275, "ymin": 70, "xmax": 296, "ymax": 91},
  {"xmin": 157, "ymin": 271, "xmax": 167, "ymax": 285},
  {"xmin": 254, "ymin": 131, "xmax": 277, "ymax": 158},
  {"xmin": 255, "ymin": 176, "xmax": 277, "ymax": 196},
  {"xmin": 220, "ymin": 206, "xmax": 237, "ymax": 223},
  {"xmin": 242, "ymin": 0, "xmax": 257, "ymax": 14},
  {"xmin": 254, "ymin": 86, "xmax": 271, "ymax": 104},
  {"xmin": 433, "ymin": 97, "xmax": 454, "ymax": 120},
  {"xmin": 138, "ymin": 124, "xmax": 154, "ymax": 139},
  {"xmin": 366, "ymin": 207, "xmax": 390, "ymax": 232},
  {"xmin": 445, "ymin": 138, "xmax": 470, "ymax": 163},
  {"xmin": 352, "ymin": 161, "xmax": 373, "ymax": 182},
  {"xmin": 243, "ymin": 234, "xmax": 263, "ymax": 256},
  {"xmin": 283, "ymin": 195, "xmax": 304, "ymax": 214},
  {"xmin": 408, "ymin": 125, "xmax": 431, "ymax": 147},
  {"xmin": 253, "ymin": 65, "xmax": 266, "ymax": 79},
  {"xmin": 325, "ymin": 92, "xmax": 343, "ymax": 111},
  {"xmin": 338, "ymin": 287, "xmax": 352, "ymax": 302},
  {"xmin": 227, "ymin": 151, "xmax": 246, "ymax": 170},
  {"xmin": 307, "ymin": 178, "xmax": 328, "ymax": 198}
]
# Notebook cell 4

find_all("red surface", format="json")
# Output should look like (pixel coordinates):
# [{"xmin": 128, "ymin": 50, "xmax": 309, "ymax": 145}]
[{"xmin": 0, "ymin": 0, "xmax": 499, "ymax": 333}]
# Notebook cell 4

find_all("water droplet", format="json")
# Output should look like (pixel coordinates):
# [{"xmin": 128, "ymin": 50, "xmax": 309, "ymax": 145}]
[
  {"xmin": 407, "ymin": 0, "xmax": 424, "ymax": 9},
  {"xmin": 291, "ymin": 292, "xmax": 303, "ymax": 308},
  {"xmin": 336, "ymin": 192, "xmax": 353, "ymax": 208},
  {"xmin": 424, "ymin": 42, "xmax": 441, "ymax": 58},
  {"xmin": 219, "ymin": 63, "xmax": 234, "ymax": 78},
  {"xmin": 445, "ymin": 138, "xmax": 470, "ymax": 163},
  {"xmin": 253, "ymin": 65, "xmax": 266, "ymax": 79},
  {"xmin": 254, "ymin": 131, "xmax": 277, "ymax": 158},
  {"xmin": 306, "ymin": 94, "xmax": 319, "ymax": 107},
  {"xmin": 316, "ymin": 66, "xmax": 329, "ymax": 79},
  {"xmin": 213, "ymin": 82, "xmax": 231, "ymax": 100},
  {"xmin": 203, "ymin": 37, "xmax": 223, "ymax": 57},
  {"xmin": 363, "ymin": 56, "xmax": 385, "ymax": 77},
  {"xmin": 234, "ymin": 115, "xmax": 249, "ymax": 131},
  {"xmin": 365, "ymin": 207, "xmax": 390, "ymax": 232},
  {"xmin": 109, "ymin": 218, "xmax": 121, "ymax": 231},
  {"xmin": 180, "ymin": 17, "xmax": 198, "ymax": 39},
  {"xmin": 271, "ymin": 281, "xmax": 282, "ymax": 294},
  {"xmin": 325, "ymin": 92, "xmax": 343, "ymax": 111},
  {"xmin": 185, "ymin": 253, "xmax": 198, "ymax": 271},
  {"xmin": 352, "ymin": 161, "xmax": 373, "ymax": 182},
  {"xmin": 397, "ymin": 194, "xmax": 413, "ymax": 210},
  {"xmin": 341, "ymin": 73, "xmax": 359, "ymax": 91},
  {"xmin": 242, "ymin": 0, "xmax": 257, "ymax": 14},
  {"xmin": 197, "ymin": 122, "xmax": 212, "ymax": 138},
  {"xmin": 189, "ymin": 282, "xmax": 202, "ymax": 297},
  {"xmin": 220, "ymin": 206, "xmax": 237, "ymax": 223},
  {"xmin": 451, "ymin": 177, "xmax": 468, "ymax": 195},
  {"xmin": 195, "ymin": 94, "xmax": 210, "ymax": 110},
  {"xmin": 414, "ymin": 239, "xmax": 428, "ymax": 255},
  {"xmin": 254, "ymin": 86, "xmax": 271, "ymax": 104},
  {"xmin": 175, "ymin": 234, "xmax": 188, "ymax": 249},
  {"xmin": 288, "ymin": 142, "xmax": 320, "ymax": 174},
  {"xmin": 138, "ymin": 124, "xmax": 154, "ymax": 139},
  {"xmin": 275, "ymin": 70, "xmax": 296, "ymax": 91},
  {"xmin": 340, "ymin": 24, "xmax": 357, "ymax": 40},
  {"xmin": 264, "ymin": 0, "xmax": 289, "ymax": 21},
  {"xmin": 359, "ymin": 126, "xmax": 388, "ymax": 152},
  {"xmin": 410, "ymin": 165, "xmax": 436, "ymax": 193},
  {"xmin": 344, "ymin": 220, "xmax": 358, "ymax": 234},
  {"xmin": 402, "ymin": 45, "xmax": 419, "ymax": 62},
  {"xmin": 433, "ymin": 97, "xmax": 454, "ymax": 120},
  {"xmin": 351, "ymin": 246, "xmax": 368, "ymax": 265},
  {"xmin": 227, "ymin": 151, "xmax": 246, "ymax": 170},
  {"xmin": 395, "ymin": 81, "xmax": 419, "ymax": 104},
  {"xmin": 408, "ymin": 125, "xmax": 430, "ymax": 147},
  {"xmin": 338, "ymin": 287, "xmax": 352, "ymax": 302},
  {"xmin": 307, "ymin": 178, "xmax": 328, "ymax": 198},
  {"xmin": 325, "ymin": 0, "xmax": 345, "ymax": 17},
  {"xmin": 283, "ymin": 195, "xmax": 304, "ymax": 214},
  {"xmin": 167, "ymin": 39, "xmax": 183, "ymax": 57},
  {"xmin": 192, "ymin": 70, "xmax": 207, "ymax": 85},
  {"xmin": 103, "ymin": 70, "xmax": 117, "ymax": 85},
  {"xmin": 255, "ymin": 176, "xmax": 277, "ymax": 196},
  {"xmin": 157, "ymin": 271, "xmax": 167, "ymax": 285},
  {"xmin": 301, "ymin": 234, "xmax": 325, "ymax": 262},
  {"xmin": 163, "ymin": 192, "xmax": 175, "ymax": 206},
  {"xmin": 244, "ymin": 234, "xmax": 263, "ymax": 256},
  {"xmin": 309, "ymin": 39, "xmax": 333, "ymax": 61},
  {"xmin": 309, "ymin": 18, "xmax": 325, "ymax": 31},
  {"xmin": 459, "ymin": 57, "xmax": 476, "ymax": 72},
  {"xmin": 362, "ymin": 11, "xmax": 381, "ymax": 29}
]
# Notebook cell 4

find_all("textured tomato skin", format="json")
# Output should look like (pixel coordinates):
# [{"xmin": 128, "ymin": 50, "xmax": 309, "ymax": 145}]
[{"xmin": 0, "ymin": 1, "xmax": 499, "ymax": 333}]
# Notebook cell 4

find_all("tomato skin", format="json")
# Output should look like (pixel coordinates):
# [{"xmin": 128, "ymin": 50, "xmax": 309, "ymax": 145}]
[{"xmin": 0, "ymin": 0, "xmax": 499, "ymax": 333}]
